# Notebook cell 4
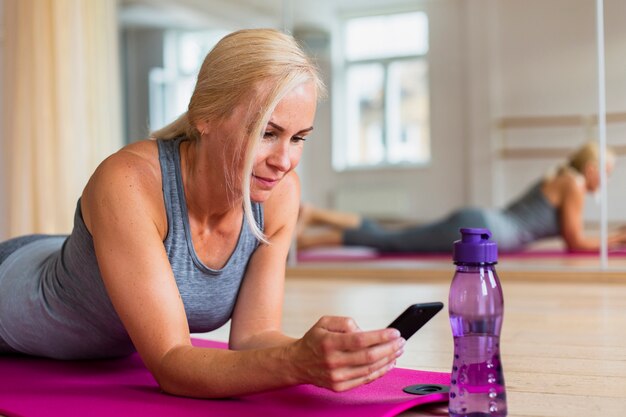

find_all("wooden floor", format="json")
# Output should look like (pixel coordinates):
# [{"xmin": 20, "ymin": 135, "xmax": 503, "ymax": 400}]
[
  {"xmin": 5, "ymin": 253, "xmax": 623, "ymax": 416},
  {"xmin": 209, "ymin": 265, "xmax": 626, "ymax": 417}
]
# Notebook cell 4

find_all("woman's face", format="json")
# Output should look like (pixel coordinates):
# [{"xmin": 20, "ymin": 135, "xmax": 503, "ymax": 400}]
[
  {"xmin": 585, "ymin": 158, "xmax": 615, "ymax": 192},
  {"xmin": 250, "ymin": 81, "xmax": 317, "ymax": 202}
]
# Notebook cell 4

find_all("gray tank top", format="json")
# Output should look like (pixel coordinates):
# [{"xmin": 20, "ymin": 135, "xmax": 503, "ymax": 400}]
[
  {"xmin": 0, "ymin": 137, "xmax": 263, "ymax": 359},
  {"xmin": 484, "ymin": 181, "xmax": 560, "ymax": 250}
]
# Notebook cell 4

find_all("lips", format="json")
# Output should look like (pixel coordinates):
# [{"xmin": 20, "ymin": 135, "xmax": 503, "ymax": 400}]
[{"xmin": 253, "ymin": 174, "xmax": 280, "ymax": 188}]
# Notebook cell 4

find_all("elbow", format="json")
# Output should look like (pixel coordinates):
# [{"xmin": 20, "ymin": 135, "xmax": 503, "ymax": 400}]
[
  {"xmin": 151, "ymin": 345, "xmax": 232, "ymax": 399},
  {"xmin": 564, "ymin": 241, "xmax": 584, "ymax": 253},
  {"xmin": 149, "ymin": 346, "xmax": 196, "ymax": 398},
  {"xmin": 153, "ymin": 367, "xmax": 223, "ymax": 399},
  {"xmin": 564, "ymin": 237, "xmax": 579, "ymax": 252},
  {"xmin": 155, "ymin": 374, "xmax": 185, "ymax": 397},
  {"xmin": 563, "ymin": 236, "xmax": 594, "ymax": 252},
  {"xmin": 566, "ymin": 245, "xmax": 582, "ymax": 253},
  {"xmin": 150, "ymin": 359, "xmax": 186, "ymax": 397},
  {"xmin": 561, "ymin": 231, "xmax": 585, "ymax": 252}
]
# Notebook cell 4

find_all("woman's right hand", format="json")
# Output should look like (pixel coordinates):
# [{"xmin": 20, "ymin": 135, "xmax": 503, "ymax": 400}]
[{"xmin": 288, "ymin": 316, "xmax": 405, "ymax": 392}]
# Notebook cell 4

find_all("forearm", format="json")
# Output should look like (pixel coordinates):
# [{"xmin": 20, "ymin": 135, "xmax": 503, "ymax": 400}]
[
  {"xmin": 565, "ymin": 235, "xmax": 601, "ymax": 251},
  {"xmin": 566, "ymin": 233, "xmax": 622, "ymax": 251},
  {"xmin": 230, "ymin": 329, "xmax": 297, "ymax": 350},
  {"xmin": 155, "ymin": 343, "xmax": 300, "ymax": 398},
  {"xmin": 153, "ymin": 317, "xmax": 404, "ymax": 398}
]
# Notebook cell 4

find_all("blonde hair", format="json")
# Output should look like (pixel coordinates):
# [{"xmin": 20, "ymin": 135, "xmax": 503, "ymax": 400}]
[
  {"xmin": 151, "ymin": 29, "xmax": 325, "ymax": 243},
  {"xmin": 565, "ymin": 141, "xmax": 615, "ymax": 174}
]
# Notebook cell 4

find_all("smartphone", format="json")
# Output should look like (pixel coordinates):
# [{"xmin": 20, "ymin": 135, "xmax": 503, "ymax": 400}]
[{"xmin": 387, "ymin": 302, "xmax": 444, "ymax": 340}]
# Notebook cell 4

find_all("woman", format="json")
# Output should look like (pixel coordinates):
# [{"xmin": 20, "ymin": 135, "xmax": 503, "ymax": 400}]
[
  {"xmin": 297, "ymin": 142, "xmax": 626, "ymax": 253},
  {"xmin": 0, "ymin": 29, "xmax": 404, "ymax": 397}
]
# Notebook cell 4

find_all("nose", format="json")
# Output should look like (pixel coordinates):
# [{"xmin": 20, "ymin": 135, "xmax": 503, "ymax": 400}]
[{"xmin": 267, "ymin": 141, "xmax": 291, "ymax": 172}]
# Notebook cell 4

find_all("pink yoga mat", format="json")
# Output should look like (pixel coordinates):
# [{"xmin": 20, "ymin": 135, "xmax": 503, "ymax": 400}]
[{"xmin": 0, "ymin": 338, "xmax": 450, "ymax": 417}]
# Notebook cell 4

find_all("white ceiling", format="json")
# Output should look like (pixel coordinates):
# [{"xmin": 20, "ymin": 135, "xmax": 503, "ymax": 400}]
[{"xmin": 119, "ymin": 0, "xmax": 421, "ymax": 30}]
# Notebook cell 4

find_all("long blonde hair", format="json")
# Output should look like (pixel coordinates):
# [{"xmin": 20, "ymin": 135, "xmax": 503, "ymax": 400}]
[{"xmin": 151, "ymin": 29, "xmax": 325, "ymax": 243}]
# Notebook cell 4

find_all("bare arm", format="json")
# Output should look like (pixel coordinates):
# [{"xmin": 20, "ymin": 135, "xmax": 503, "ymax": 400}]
[
  {"xmin": 559, "ymin": 176, "xmax": 626, "ymax": 250},
  {"xmin": 226, "ymin": 170, "xmax": 300, "ymax": 351},
  {"xmin": 225, "ymin": 171, "xmax": 404, "ymax": 393},
  {"xmin": 83, "ymin": 153, "xmax": 402, "ymax": 399}
]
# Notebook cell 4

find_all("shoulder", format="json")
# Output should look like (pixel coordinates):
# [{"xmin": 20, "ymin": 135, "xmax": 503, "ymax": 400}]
[
  {"xmin": 556, "ymin": 170, "xmax": 585, "ymax": 194},
  {"xmin": 543, "ymin": 169, "xmax": 585, "ymax": 208},
  {"xmin": 81, "ymin": 140, "xmax": 166, "ymax": 236},
  {"xmin": 87, "ymin": 139, "xmax": 161, "ymax": 198}
]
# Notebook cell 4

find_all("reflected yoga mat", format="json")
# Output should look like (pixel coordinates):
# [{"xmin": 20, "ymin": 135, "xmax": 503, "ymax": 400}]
[
  {"xmin": 0, "ymin": 338, "xmax": 450, "ymax": 417},
  {"xmin": 296, "ymin": 246, "xmax": 626, "ymax": 262}
]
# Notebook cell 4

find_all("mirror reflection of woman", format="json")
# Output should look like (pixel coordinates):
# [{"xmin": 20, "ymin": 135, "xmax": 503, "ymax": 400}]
[{"xmin": 298, "ymin": 142, "xmax": 626, "ymax": 253}]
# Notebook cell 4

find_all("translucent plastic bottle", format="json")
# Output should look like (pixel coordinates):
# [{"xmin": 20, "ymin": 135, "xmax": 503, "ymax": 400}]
[{"xmin": 448, "ymin": 228, "xmax": 507, "ymax": 417}]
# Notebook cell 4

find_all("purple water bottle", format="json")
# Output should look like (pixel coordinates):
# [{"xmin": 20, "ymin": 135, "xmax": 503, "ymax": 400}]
[{"xmin": 448, "ymin": 228, "xmax": 507, "ymax": 417}]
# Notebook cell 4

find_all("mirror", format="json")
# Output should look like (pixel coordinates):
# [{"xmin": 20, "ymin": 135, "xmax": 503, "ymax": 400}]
[{"xmin": 119, "ymin": 0, "xmax": 626, "ymax": 270}]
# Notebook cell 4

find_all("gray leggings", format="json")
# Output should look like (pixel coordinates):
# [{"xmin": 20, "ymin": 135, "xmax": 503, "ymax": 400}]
[
  {"xmin": 342, "ymin": 208, "xmax": 489, "ymax": 252},
  {"xmin": 0, "ymin": 234, "xmax": 58, "ymax": 353},
  {"xmin": 0, "ymin": 234, "xmax": 54, "ymax": 265}
]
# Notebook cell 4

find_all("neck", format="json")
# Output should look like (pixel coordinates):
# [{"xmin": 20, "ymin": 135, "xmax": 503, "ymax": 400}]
[{"xmin": 180, "ymin": 139, "xmax": 242, "ymax": 227}]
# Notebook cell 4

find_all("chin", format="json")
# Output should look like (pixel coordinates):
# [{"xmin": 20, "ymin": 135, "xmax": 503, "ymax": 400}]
[{"xmin": 250, "ymin": 191, "xmax": 271, "ymax": 203}]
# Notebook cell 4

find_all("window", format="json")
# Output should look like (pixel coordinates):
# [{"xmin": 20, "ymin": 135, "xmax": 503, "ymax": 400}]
[
  {"xmin": 334, "ymin": 11, "xmax": 430, "ymax": 170},
  {"xmin": 149, "ymin": 29, "xmax": 230, "ymax": 131}
]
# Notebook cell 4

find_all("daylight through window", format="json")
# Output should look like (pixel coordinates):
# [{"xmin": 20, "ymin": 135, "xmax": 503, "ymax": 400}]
[{"xmin": 335, "ymin": 11, "xmax": 430, "ymax": 170}]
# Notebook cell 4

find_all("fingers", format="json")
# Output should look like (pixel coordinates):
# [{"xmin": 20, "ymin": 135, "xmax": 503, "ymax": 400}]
[
  {"xmin": 321, "ymin": 338, "xmax": 403, "ymax": 392},
  {"xmin": 328, "ymin": 357, "xmax": 398, "ymax": 392},
  {"xmin": 315, "ymin": 316, "xmax": 401, "ymax": 350},
  {"xmin": 307, "ymin": 338, "xmax": 402, "ymax": 392},
  {"xmin": 326, "ymin": 334, "xmax": 405, "ymax": 368},
  {"xmin": 333, "ymin": 328, "xmax": 402, "ymax": 351},
  {"xmin": 333, "ymin": 341, "xmax": 403, "ymax": 379},
  {"xmin": 313, "ymin": 316, "xmax": 404, "ymax": 357},
  {"xmin": 294, "ymin": 316, "xmax": 406, "ymax": 391},
  {"xmin": 316, "ymin": 315, "xmax": 361, "ymax": 333}
]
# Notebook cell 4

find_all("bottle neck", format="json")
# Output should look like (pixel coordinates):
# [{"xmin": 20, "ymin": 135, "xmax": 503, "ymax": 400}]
[{"xmin": 454, "ymin": 263, "xmax": 497, "ymax": 273}]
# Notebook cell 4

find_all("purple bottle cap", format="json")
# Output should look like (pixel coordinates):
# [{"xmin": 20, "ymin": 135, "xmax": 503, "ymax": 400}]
[{"xmin": 453, "ymin": 227, "xmax": 498, "ymax": 264}]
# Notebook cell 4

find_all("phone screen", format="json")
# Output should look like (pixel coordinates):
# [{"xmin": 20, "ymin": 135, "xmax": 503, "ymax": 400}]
[{"xmin": 387, "ymin": 302, "xmax": 444, "ymax": 340}]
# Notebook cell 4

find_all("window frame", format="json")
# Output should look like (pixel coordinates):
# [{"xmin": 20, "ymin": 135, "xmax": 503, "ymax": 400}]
[
  {"xmin": 332, "ymin": 9, "xmax": 431, "ymax": 172},
  {"xmin": 148, "ymin": 29, "xmax": 230, "ymax": 134}
]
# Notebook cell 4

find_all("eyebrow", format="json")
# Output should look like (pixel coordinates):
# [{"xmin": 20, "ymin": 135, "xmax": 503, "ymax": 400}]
[{"xmin": 267, "ymin": 121, "xmax": 314, "ymax": 135}]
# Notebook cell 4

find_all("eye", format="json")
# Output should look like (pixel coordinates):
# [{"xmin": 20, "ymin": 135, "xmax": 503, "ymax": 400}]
[
  {"xmin": 291, "ymin": 135, "xmax": 307, "ymax": 143},
  {"xmin": 263, "ymin": 131, "xmax": 277, "ymax": 140}
]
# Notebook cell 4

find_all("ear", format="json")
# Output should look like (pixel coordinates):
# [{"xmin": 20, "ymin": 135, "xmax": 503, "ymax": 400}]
[{"xmin": 194, "ymin": 120, "xmax": 209, "ymax": 136}]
